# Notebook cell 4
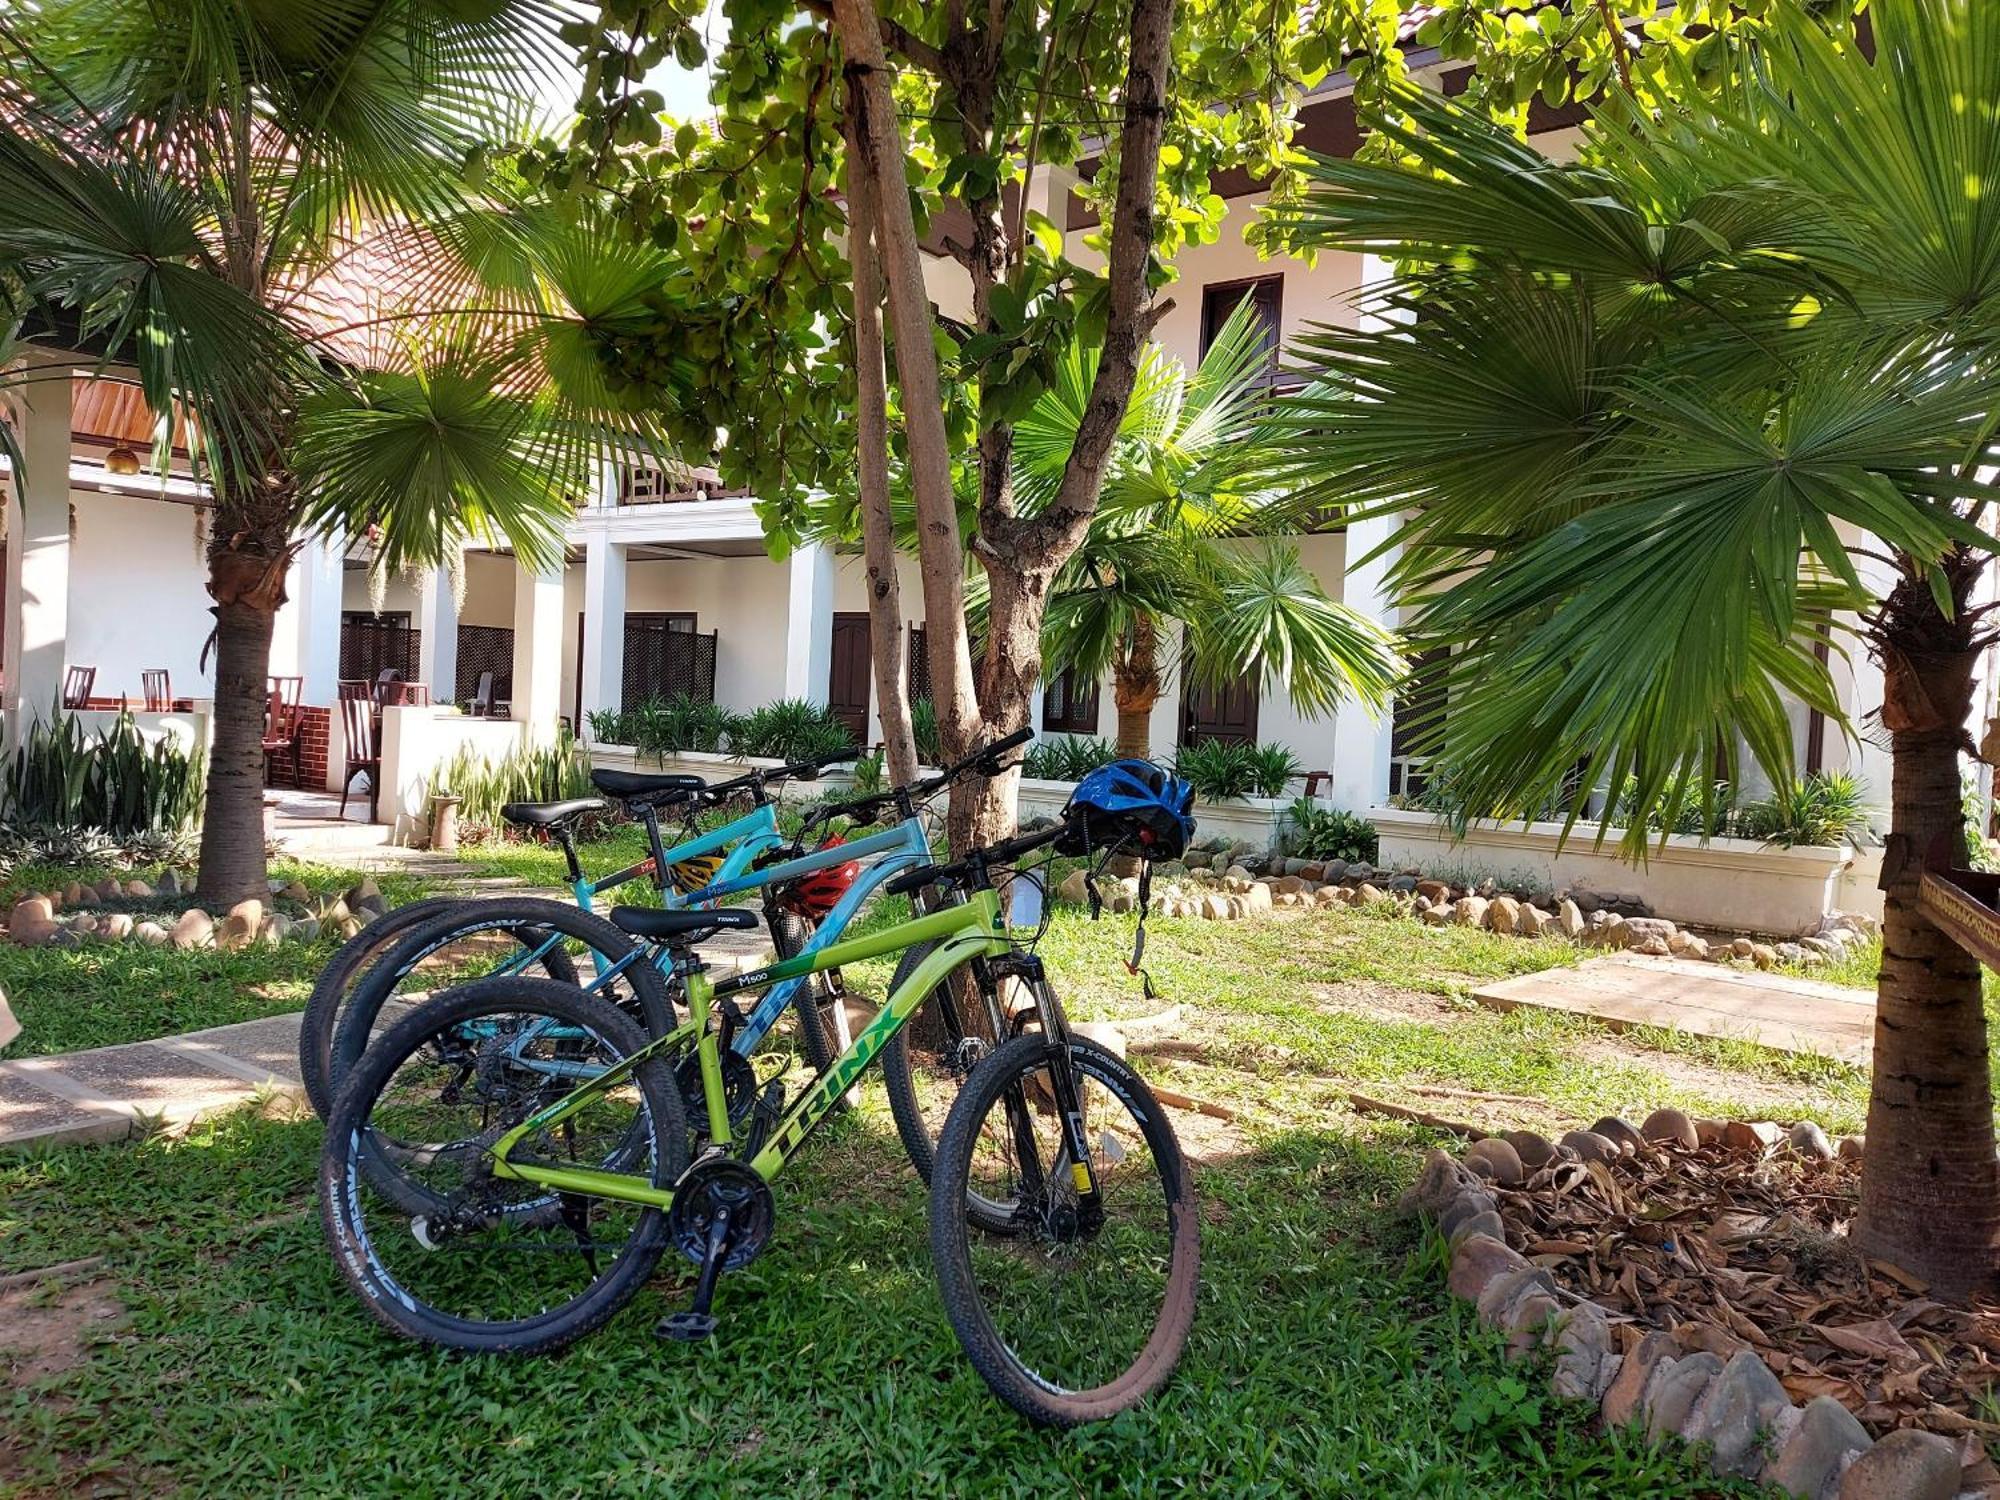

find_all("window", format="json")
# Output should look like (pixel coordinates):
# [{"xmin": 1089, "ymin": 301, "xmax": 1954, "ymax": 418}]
[
  {"xmin": 1199, "ymin": 275, "xmax": 1283, "ymax": 383},
  {"xmin": 1388, "ymin": 647, "xmax": 1447, "ymax": 800},
  {"xmin": 906, "ymin": 624, "xmax": 931, "ymax": 704},
  {"xmin": 1042, "ymin": 665, "xmax": 1101, "ymax": 735},
  {"xmin": 339, "ymin": 610, "xmax": 417, "ymax": 684}
]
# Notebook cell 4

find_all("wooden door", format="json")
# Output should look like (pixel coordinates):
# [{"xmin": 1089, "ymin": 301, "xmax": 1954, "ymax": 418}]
[
  {"xmin": 1179, "ymin": 673, "xmax": 1259, "ymax": 748},
  {"xmin": 829, "ymin": 613, "xmax": 872, "ymax": 743}
]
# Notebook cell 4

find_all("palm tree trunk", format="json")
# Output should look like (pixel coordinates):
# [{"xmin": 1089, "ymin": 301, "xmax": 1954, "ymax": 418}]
[
  {"xmin": 195, "ymin": 520, "xmax": 292, "ymax": 905},
  {"xmin": 1113, "ymin": 615, "xmax": 1163, "ymax": 759},
  {"xmin": 1853, "ymin": 581, "xmax": 2000, "ymax": 1297}
]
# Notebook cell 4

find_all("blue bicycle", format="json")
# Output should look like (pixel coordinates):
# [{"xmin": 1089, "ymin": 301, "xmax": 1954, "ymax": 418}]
[
  {"xmin": 304, "ymin": 732, "xmax": 1035, "ymax": 1141},
  {"xmin": 297, "ymin": 749, "xmax": 851, "ymax": 1118}
]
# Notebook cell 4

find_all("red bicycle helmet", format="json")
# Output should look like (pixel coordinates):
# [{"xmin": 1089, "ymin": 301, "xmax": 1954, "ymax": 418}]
[{"xmin": 774, "ymin": 834, "xmax": 860, "ymax": 919}]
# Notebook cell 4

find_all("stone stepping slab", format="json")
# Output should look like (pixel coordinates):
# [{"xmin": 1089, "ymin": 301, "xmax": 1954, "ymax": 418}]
[{"xmin": 1474, "ymin": 954, "xmax": 1875, "ymax": 1066}]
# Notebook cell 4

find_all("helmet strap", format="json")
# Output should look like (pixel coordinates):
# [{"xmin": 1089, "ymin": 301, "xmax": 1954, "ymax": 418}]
[{"xmin": 1125, "ymin": 860, "xmax": 1159, "ymax": 1001}]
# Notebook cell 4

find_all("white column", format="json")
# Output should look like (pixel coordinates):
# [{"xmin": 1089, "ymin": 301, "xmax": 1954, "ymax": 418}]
[
  {"xmin": 511, "ymin": 555, "xmax": 565, "ymax": 739},
  {"xmin": 782, "ymin": 541, "xmax": 833, "ymax": 704},
  {"xmin": 6, "ymin": 366, "xmax": 73, "ymax": 725},
  {"xmin": 417, "ymin": 562, "xmax": 459, "ymax": 706},
  {"xmin": 579, "ymin": 538, "xmax": 627, "ymax": 732},
  {"xmin": 274, "ymin": 528, "xmax": 344, "ymax": 706},
  {"xmin": 1327, "ymin": 510, "xmax": 1398, "ymax": 812},
  {"xmin": 1325, "ymin": 253, "xmax": 1405, "ymax": 812}
]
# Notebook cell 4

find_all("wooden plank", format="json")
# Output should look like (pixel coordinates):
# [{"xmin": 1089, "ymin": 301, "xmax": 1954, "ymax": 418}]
[
  {"xmin": 1919, "ymin": 871, "xmax": 2000, "ymax": 973},
  {"xmin": 1475, "ymin": 955, "xmax": 1874, "ymax": 1066}
]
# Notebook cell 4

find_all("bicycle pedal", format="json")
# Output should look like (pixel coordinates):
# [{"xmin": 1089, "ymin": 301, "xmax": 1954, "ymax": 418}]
[{"xmin": 656, "ymin": 1310, "xmax": 719, "ymax": 1342}]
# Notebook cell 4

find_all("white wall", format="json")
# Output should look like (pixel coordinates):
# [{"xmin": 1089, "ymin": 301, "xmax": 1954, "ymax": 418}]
[
  {"xmin": 561, "ymin": 553, "xmax": 795, "ymax": 720},
  {"xmin": 66, "ymin": 491, "xmax": 215, "ymax": 703}
]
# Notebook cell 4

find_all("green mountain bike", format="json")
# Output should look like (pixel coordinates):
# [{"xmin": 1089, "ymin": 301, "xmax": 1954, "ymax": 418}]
[{"xmin": 318, "ymin": 823, "xmax": 1200, "ymax": 1426}]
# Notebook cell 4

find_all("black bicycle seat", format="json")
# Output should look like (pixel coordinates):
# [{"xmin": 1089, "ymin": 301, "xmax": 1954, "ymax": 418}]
[
  {"xmin": 592, "ymin": 769, "xmax": 708, "ymax": 800},
  {"xmin": 609, "ymin": 906, "xmax": 761, "ymax": 942},
  {"xmin": 500, "ymin": 798, "xmax": 605, "ymax": 828}
]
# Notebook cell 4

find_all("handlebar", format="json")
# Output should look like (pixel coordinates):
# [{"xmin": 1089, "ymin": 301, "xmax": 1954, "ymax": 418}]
[
  {"xmin": 628, "ymin": 746, "xmax": 857, "ymax": 817},
  {"xmin": 804, "ymin": 726, "xmax": 1036, "ymax": 831},
  {"xmin": 883, "ymin": 822, "xmax": 1064, "ymax": 897}
]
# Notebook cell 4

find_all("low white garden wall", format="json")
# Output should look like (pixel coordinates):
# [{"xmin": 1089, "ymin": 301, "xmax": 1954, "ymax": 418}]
[
  {"xmin": 1369, "ymin": 807, "xmax": 1883, "ymax": 935},
  {"xmin": 378, "ymin": 707, "xmax": 528, "ymax": 832}
]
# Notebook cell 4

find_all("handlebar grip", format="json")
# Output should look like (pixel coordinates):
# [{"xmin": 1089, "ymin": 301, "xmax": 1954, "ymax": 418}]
[
  {"xmin": 884, "ymin": 866, "xmax": 933, "ymax": 898},
  {"xmin": 989, "ymin": 726, "xmax": 1034, "ymax": 756}
]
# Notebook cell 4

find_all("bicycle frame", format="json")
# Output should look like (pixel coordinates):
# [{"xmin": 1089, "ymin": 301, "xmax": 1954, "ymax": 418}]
[
  {"xmin": 498, "ymin": 808, "xmax": 934, "ymax": 1060},
  {"xmin": 487, "ymin": 888, "xmax": 1012, "ymax": 1206}
]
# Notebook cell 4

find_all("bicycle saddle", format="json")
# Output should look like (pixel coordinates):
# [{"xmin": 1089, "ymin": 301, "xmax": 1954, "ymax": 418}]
[
  {"xmin": 500, "ymin": 798, "xmax": 605, "ymax": 828},
  {"xmin": 591, "ymin": 769, "xmax": 707, "ymax": 800},
  {"xmin": 608, "ymin": 906, "xmax": 761, "ymax": 942}
]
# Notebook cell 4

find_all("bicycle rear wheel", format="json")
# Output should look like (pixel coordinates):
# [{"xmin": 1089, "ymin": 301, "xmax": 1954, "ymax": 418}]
[
  {"xmin": 328, "ymin": 900, "xmax": 674, "ymax": 1217},
  {"xmin": 319, "ymin": 975, "xmax": 686, "ymax": 1354},
  {"xmin": 928, "ymin": 1033, "xmax": 1200, "ymax": 1426},
  {"xmin": 300, "ymin": 897, "xmax": 469, "ymax": 1117}
]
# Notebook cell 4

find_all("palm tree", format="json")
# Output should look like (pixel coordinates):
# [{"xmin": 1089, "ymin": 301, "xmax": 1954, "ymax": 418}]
[
  {"xmin": 0, "ymin": 1, "xmax": 679, "ymax": 901},
  {"xmin": 1272, "ymin": 0, "xmax": 2000, "ymax": 1295},
  {"xmin": 1016, "ymin": 301, "xmax": 1404, "ymax": 758}
]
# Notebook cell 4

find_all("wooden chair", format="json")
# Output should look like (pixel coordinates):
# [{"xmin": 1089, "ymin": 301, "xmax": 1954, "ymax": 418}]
[
  {"xmin": 261, "ymin": 677, "xmax": 304, "ymax": 786},
  {"xmin": 338, "ymin": 695, "xmax": 381, "ymax": 822},
  {"xmin": 141, "ymin": 669, "xmax": 171, "ymax": 712},
  {"xmin": 338, "ymin": 679, "xmax": 372, "ymax": 701},
  {"xmin": 61, "ymin": 665, "xmax": 95, "ymax": 709}
]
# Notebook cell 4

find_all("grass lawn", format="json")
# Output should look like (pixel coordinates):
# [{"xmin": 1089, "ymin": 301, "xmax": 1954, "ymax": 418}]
[
  {"xmin": 0, "ymin": 859, "xmax": 428, "ymax": 1058},
  {"xmin": 3, "ymin": 894, "xmax": 1864, "ymax": 1496}
]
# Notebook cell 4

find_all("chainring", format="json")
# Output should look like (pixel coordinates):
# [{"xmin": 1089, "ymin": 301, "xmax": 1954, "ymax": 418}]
[{"xmin": 668, "ymin": 1156, "xmax": 775, "ymax": 1271}]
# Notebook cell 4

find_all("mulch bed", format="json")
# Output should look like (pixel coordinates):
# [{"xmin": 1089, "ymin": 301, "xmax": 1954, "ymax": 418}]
[{"xmin": 1493, "ymin": 1144, "xmax": 2000, "ymax": 1484}]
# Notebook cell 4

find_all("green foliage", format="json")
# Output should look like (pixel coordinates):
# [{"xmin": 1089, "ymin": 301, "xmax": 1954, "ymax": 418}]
[
  {"xmin": 909, "ymin": 699, "xmax": 943, "ymax": 768},
  {"xmin": 1273, "ymin": 0, "xmax": 1985, "ymax": 858},
  {"xmin": 1613, "ymin": 778, "xmax": 1736, "ymax": 839},
  {"xmin": 730, "ymin": 699, "xmax": 856, "ymax": 762},
  {"xmin": 1737, "ymin": 772, "xmax": 1875, "ymax": 850},
  {"xmin": 1284, "ymin": 799, "xmax": 1379, "ymax": 864},
  {"xmin": 590, "ymin": 693, "xmax": 743, "ymax": 759},
  {"xmin": 1021, "ymin": 735, "xmax": 1117, "ymax": 783},
  {"xmin": 1447, "ymin": 1369, "xmax": 1545, "ymax": 1457},
  {"xmin": 1175, "ymin": 740, "xmax": 1301, "ymax": 802},
  {"xmin": 1016, "ymin": 304, "xmax": 1404, "ymax": 745},
  {"xmin": 434, "ymin": 729, "xmax": 594, "ymax": 837},
  {"xmin": 3, "ymin": 710, "xmax": 204, "ymax": 835},
  {"xmin": 849, "ymin": 749, "xmax": 887, "ymax": 796}
]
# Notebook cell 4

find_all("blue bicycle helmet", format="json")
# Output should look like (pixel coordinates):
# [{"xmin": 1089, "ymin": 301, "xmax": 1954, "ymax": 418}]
[{"xmin": 1056, "ymin": 759, "xmax": 1197, "ymax": 859}]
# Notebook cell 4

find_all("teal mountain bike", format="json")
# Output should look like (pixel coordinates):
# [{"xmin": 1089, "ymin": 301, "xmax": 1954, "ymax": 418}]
[
  {"xmin": 318, "ymin": 817, "xmax": 1200, "ymax": 1427},
  {"xmin": 297, "ymin": 747, "xmax": 862, "ymax": 1118}
]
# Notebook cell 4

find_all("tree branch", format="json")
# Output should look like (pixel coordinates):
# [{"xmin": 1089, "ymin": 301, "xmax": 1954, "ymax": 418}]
[{"xmin": 1030, "ymin": 0, "xmax": 1177, "ymax": 557}]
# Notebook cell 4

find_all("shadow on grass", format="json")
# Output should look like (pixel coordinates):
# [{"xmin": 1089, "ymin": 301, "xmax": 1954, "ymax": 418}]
[{"xmin": 0, "ymin": 1101, "xmax": 1759, "ymax": 1498}]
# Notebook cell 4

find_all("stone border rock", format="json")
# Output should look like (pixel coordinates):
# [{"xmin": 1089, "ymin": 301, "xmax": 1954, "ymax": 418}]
[
  {"xmin": 2, "ymin": 874, "xmax": 387, "ymax": 953},
  {"xmin": 1053, "ymin": 854, "xmax": 1874, "ymax": 967},
  {"xmin": 1406, "ymin": 1117, "xmax": 1964, "ymax": 1500}
]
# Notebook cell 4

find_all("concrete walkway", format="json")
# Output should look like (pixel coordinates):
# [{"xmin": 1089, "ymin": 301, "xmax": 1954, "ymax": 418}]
[
  {"xmin": 0, "ymin": 927, "xmax": 773, "ymax": 1150},
  {"xmin": 1475, "ymin": 954, "xmax": 1876, "ymax": 1066}
]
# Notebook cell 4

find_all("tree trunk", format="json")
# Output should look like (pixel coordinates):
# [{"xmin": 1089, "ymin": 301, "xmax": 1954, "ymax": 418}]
[
  {"xmin": 830, "ymin": 0, "xmax": 982, "ymax": 772},
  {"xmin": 1112, "ymin": 615, "xmax": 1163, "ymax": 758},
  {"xmin": 841, "ymin": 99, "xmax": 918, "ymax": 789},
  {"xmin": 1853, "ymin": 578, "xmax": 2000, "ymax": 1297},
  {"xmin": 195, "ymin": 494, "xmax": 295, "ymax": 904},
  {"xmin": 196, "ymin": 572, "xmax": 282, "ymax": 905}
]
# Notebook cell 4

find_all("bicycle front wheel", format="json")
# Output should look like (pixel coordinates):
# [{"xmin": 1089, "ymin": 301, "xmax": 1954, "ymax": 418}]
[
  {"xmin": 319, "ymin": 975, "xmax": 686, "ymax": 1354},
  {"xmin": 928, "ymin": 1034, "xmax": 1200, "ymax": 1426}
]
